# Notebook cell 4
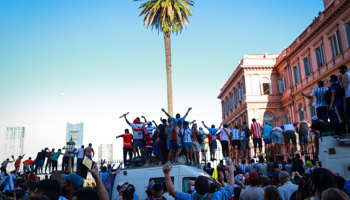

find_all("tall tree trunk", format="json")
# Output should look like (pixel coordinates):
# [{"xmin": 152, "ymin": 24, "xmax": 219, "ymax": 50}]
[{"xmin": 164, "ymin": 31, "xmax": 173, "ymax": 116}]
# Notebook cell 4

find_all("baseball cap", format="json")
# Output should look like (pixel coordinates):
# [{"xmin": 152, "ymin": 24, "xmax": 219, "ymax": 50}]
[
  {"xmin": 117, "ymin": 182, "xmax": 128, "ymax": 191},
  {"xmin": 36, "ymin": 179, "xmax": 61, "ymax": 193},
  {"xmin": 61, "ymin": 173, "xmax": 84, "ymax": 188},
  {"xmin": 20, "ymin": 179, "xmax": 37, "ymax": 190},
  {"xmin": 211, "ymin": 125, "xmax": 215, "ymax": 128},
  {"xmin": 312, "ymin": 116, "xmax": 319, "ymax": 121},
  {"xmin": 199, "ymin": 127, "xmax": 203, "ymax": 130},
  {"xmin": 272, "ymin": 172, "xmax": 280, "ymax": 181},
  {"xmin": 193, "ymin": 123, "xmax": 197, "ymax": 126},
  {"xmin": 133, "ymin": 119, "xmax": 140, "ymax": 123},
  {"xmin": 249, "ymin": 172, "xmax": 260, "ymax": 181},
  {"xmin": 266, "ymin": 121, "xmax": 270, "ymax": 124}
]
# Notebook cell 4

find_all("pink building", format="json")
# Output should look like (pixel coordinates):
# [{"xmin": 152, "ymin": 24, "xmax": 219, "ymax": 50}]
[{"xmin": 219, "ymin": 0, "xmax": 350, "ymax": 127}]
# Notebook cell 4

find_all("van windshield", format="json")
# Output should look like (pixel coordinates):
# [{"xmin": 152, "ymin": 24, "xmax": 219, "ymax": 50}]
[{"xmin": 182, "ymin": 175, "xmax": 222, "ymax": 192}]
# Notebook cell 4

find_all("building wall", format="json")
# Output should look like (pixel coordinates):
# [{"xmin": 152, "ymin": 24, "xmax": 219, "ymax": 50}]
[
  {"xmin": 4, "ymin": 127, "xmax": 25, "ymax": 171},
  {"xmin": 66, "ymin": 122, "xmax": 84, "ymax": 148},
  {"xmin": 219, "ymin": 0, "xmax": 350, "ymax": 126},
  {"xmin": 98, "ymin": 143, "xmax": 113, "ymax": 162}
]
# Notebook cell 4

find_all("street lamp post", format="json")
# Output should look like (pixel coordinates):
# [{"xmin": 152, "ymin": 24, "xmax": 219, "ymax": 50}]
[{"xmin": 67, "ymin": 137, "xmax": 75, "ymax": 173}]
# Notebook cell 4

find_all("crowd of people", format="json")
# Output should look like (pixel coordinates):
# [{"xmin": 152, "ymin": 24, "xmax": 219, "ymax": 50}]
[{"xmin": 1, "ymin": 65, "xmax": 350, "ymax": 199}]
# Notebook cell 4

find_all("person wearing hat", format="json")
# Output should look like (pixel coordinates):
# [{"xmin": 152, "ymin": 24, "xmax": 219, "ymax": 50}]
[
  {"xmin": 239, "ymin": 172, "xmax": 264, "ymax": 199},
  {"xmin": 161, "ymin": 107, "xmax": 192, "ymax": 128},
  {"xmin": 20, "ymin": 179, "xmax": 37, "ymax": 199},
  {"xmin": 34, "ymin": 179, "xmax": 62, "ymax": 200},
  {"xmin": 163, "ymin": 163, "xmax": 235, "ymax": 199},
  {"xmin": 123, "ymin": 114, "xmax": 146, "ymax": 158},
  {"xmin": 115, "ymin": 182, "xmax": 128, "ymax": 200},
  {"xmin": 61, "ymin": 173, "xmax": 84, "ymax": 200},
  {"xmin": 262, "ymin": 121, "xmax": 272, "ymax": 157},
  {"xmin": 201, "ymin": 121, "xmax": 222, "ymax": 161}
]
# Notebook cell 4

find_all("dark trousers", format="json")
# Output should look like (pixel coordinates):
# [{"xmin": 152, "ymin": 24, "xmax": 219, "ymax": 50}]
[
  {"xmin": 221, "ymin": 141, "xmax": 229, "ymax": 158},
  {"xmin": 346, "ymin": 97, "xmax": 350, "ymax": 117},
  {"xmin": 317, "ymin": 106, "xmax": 328, "ymax": 121},
  {"xmin": 143, "ymin": 147, "xmax": 153, "ymax": 161},
  {"xmin": 52, "ymin": 160, "xmax": 58, "ymax": 171},
  {"xmin": 157, "ymin": 140, "xmax": 167, "ymax": 163},
  {"xmin": 123, "ymin": 148, "xmax": 133, "ymax": 167},
  {"xmin": 77, "ymin": 158, "xmax": 83, "ymax": 166},
  {"xmin": 1, "ymin": 166, "xmax": 6, "ymax": 174},
  {"xmin": 62, "ymin": 156, "xmax": 68, "ymax": 171},
  {"xmin": 45, "ymin": 157, "xmax": 52, "ymax": 172},
  {"xmin": 333, "ymin": 106, "xmax": 347, "ymax": 134}
]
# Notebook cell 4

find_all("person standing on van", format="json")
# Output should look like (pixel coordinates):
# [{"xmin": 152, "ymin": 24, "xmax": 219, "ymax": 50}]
[
  {"xmin": 161, "ymin": 107, "xmax": 192, "ymax": 128},
  {"xmin": 329, "ymin": 75, "xmax": 346, "ymax": 134},
  {"xmin": 202, "ymin": 121, "xmax": 222, "ymax": 161},
  {"xmin": 218, "ymin": 124, "xmax": 231, "ymax": 160},
  {"xmin": 166, "ymin": 119, "xmax": 175, "ymax": 163},
  {"xmin": 123, "ymin": 114, "xmax": 146, "ymax": 158},
  {"xmin": 77, "ymin": 145, "xmax": 84, "ymax": 165},
  {"xmin": 191, "ymin": 123, "xmax": 206, "ymax": 167},
  {"xmin": 183, "ymin": 121, "xmax": 193, "ymax": 165},
  {"xmin": 173, "ymin": 121, "xmax": 183, "ymax": 163},
  {"xmin": 251, "ymin": 118, "xmax": 263, "ymax": 158},
  {"xmin": 116, "ymin": 129, "xmax": 133, "ymax": 168},
  {"xmin": 157, "ymin": 118, "xmax": 168, "ymax": 164},
  {"xmin": 301, "ymin": 81, "xmax": 329, "ymax": 121}
]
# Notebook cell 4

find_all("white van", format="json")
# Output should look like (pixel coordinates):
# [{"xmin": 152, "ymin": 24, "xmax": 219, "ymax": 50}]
[{"xmin": 111, "ymin": 164, "xmax": 219, "ymax": 200}]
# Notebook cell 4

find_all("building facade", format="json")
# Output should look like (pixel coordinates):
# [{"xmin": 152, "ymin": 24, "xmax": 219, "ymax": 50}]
[
  {"xmin": 219, "ymin": 0, "xmax": 350, "ymax": 127},
  {"xmin": 98, "ymin": 143, "xmax": 113, "ymax": 162},
  {"xmin": 4, "ymin": 127, "xmax": 25, "ymax": 162},
  {"xmin": 66, "ymin": 122, "xmax": 83, "ymax": 148}
]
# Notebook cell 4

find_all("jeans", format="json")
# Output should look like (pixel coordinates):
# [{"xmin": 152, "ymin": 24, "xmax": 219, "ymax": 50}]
[
  {"xmin": 143, "ymin": 147, "xmax": 153, "ymax": 161},
  {"xmin": 52, "ymin": 160, "xmax": 58, "ymax": 171},
  {"xmin": 123, "ymin": 148, "xmax": 133, "ymax": 167},
  {"xmin": 316, "ymin": 106, "xmax": 328, "ymax": 121},
  {"xmin": 45, "ymin": 157, "xmax": 52, "ymax": 173},
  {"xmin": 23, "ymin": 164, "xmax": 30, "ymax": 172},
  {"xmin": 1, "ymin": 166, "xmax": 6, "ymax": 174}
]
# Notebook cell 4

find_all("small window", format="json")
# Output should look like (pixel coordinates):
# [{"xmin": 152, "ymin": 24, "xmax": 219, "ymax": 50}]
[
  {"xmin": 261, "ymin": 78, "xmax": 271, "ymax": 95},
  {"xmin": 345, "ymin": 23, "xmax": 350, "ymax": 48},
  {"xmin": 330, "ymin": 31, "xmax": 341, "ymax": 57},
  {"xmin": 303, "ymin": 55, "xmax": 311, "ymax": 77},
  {"xmin": 292, "ymin": 64, "xmax": 301, "ymax": 84},
  {"xmin": 183, "ymin": 177, "xmax": 196, "ymax": 192},
  {"xmin": 299, "ymin": 104, "xmax": 305, "ymax": 121},
  {"xmin": 150, "ymin": 177, "xmax": 174, "ymax": 185},
  {"xmin": 315, "ymin": 45, "xmax": 324, "ymax": 68}
]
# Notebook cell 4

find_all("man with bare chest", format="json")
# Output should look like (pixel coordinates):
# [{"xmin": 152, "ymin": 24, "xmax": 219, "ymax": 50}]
[{"xmin": 84, "ymin": 143, "xmax": 95, "ymax": 160}]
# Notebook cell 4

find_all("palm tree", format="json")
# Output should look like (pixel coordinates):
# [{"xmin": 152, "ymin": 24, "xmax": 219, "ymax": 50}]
[{"xmin": 136, "ymin": 0, "xmax": 194, "ymax": 116}]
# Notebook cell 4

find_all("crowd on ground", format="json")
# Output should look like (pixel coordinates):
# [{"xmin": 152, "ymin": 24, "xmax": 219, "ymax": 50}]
[{"xmin": 1, "ymin": 65, "xmax": 350, "ymax": 199}]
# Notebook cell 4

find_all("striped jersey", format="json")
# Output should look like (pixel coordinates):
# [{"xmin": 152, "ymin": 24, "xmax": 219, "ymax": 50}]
[
  {"xmin": 251, "ymin": 122, "xmax": 262, "ymax": 138},
  {"xmin": 208, "ymin": 128, "xmax": 218, "ymax": 140},
  {"xmin": 220, "ymin": 128, "xmax": 231, "ymax": 141},
  {"xmin": 231, "ymin": 129, "xmax": 240, "ymax": 140},
  {"xmin": 310, "ymin": 87, "xmax": 328, "ymax": 108},
  {"xmin": 130, "ymin": 123, "xmax": 143, "ymax": 140},
  {"xmin": 183, "ymin": 128, "xmax": 192, "ymax": 143},
  {"xmin": 146, "ymin": 126, "xmax": 155, "ymax": 136},
  {"xmin": 238, "ymin": 162, "xmax": 247, "ymax": 174}
]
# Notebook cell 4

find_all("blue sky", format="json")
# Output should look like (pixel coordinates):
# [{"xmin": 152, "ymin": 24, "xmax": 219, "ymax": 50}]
[{"xmin": 0, "ymin": 0, "xmax": 325, "ymax": 160}]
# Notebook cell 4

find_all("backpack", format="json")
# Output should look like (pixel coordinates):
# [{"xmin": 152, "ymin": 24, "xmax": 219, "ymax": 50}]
[
  {"xmin": 193, "ymin": 193, "xmax": 213, "ymax": 200},
  {"xmin": 244, "ymin": 126, "xmax": 251, "ymax": 138},
  {"xmin": 324, "ymin": 87, "xmax": 332, "ymax": 106}
]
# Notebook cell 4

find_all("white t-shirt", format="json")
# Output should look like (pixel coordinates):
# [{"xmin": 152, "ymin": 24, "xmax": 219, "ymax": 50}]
[
  {"xmin": 272, "ymin": 127, "xmax": 282, "ymax": 132},
  {"xmin": 220, "ymin": 128, "xmax": 231, "ymax": 141},
  {"xmin": 130, "ymin": 123, "xmax": 143, "ymax": 140},
  {"xmin": 77, "ymin": 148, "xmax": 84, "ymax": 159}
]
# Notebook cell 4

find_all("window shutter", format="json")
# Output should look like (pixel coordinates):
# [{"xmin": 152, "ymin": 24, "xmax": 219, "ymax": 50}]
[
  {"xmin": 344, "ymin": 24, "xmax": 350, "ymax": 47},
  {"xmin": 320, "ymin": 45, "xmax": 324, "ymax": 65},
  {"xmin": 278, "ymin": 80, "xmax": 284, "ymax": 93},
  {"xmin": 307, "ymin": 55, "xmax": 311, "ymax": 75},
  {"xmin": 296, "ymin": 64, "xmax": 301, "ymax": 83},
  {"xmin": 335, "ymin": 31, "xmax": 340, "ymax": 54},
  {"xmin": 315, "ymin": 48, "xmax": 320, "ymax": 69}
]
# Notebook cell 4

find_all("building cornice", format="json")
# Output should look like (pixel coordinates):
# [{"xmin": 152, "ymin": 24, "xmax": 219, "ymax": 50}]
[
  {"xmin": 241, "ymin": 66, "xmax": 275, "ymax": 71},
  {"xmin": 276, "ymin": 0, "xmax": 350, "ymax": 66}
]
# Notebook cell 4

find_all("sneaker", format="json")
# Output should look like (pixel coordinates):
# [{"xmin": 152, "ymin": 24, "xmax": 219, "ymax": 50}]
[{"xmin": 143, "ymin": 163, "xmax": 150, "ymax": 167}]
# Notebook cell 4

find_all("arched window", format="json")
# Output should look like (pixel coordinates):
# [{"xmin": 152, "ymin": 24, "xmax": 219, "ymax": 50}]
[
  {"xmin": 261, "ymin": 78, "xmax": 272, "ymax": 95},
  {"xmin": 299, "ymin": 103, "xmax": 305, "ymax": 121},
  {"xmin": 263, "ymin": 112, "xmax": 275, "ymax": 127}
]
